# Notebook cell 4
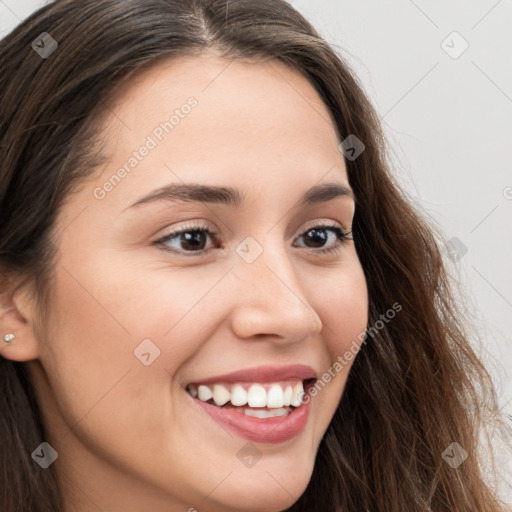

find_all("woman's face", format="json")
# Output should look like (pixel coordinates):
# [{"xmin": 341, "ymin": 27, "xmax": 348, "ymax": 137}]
[{"xmin": 24, "ymin": 54, "xmax": 368, "ymax": 512}]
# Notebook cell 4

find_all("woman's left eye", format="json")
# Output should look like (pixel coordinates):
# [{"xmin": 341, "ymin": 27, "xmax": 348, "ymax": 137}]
[{"xmin": 154, "ymin": 221, "xmax": 353, "ymax": 256}]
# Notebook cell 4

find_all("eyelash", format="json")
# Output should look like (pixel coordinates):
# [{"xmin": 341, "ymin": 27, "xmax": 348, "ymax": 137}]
[{"xmin": 154, "ymin": 220, "xmax": 353, "ymax": 257}]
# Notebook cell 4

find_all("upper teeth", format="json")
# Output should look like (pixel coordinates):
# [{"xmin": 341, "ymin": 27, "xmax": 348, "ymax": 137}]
[{"xmin": 187, "ymin": 381, "xmax": 305, "ymax": 408}]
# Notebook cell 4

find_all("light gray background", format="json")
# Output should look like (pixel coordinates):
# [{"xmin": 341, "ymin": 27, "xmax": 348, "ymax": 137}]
[{"xmin": 1, "ymin": 0, "xmax": 511, "ymax": 494}]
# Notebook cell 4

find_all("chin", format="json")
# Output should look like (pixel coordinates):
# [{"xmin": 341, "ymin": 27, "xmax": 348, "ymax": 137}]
[{"xmin": 203, "ymin": 456, "xmax": 314, "ymax": 512}]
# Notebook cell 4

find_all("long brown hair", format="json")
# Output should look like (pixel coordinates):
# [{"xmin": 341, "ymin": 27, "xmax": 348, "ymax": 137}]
[{"xmin": 0, "ymin": 1, "xmax": 510, "ymax": 510}]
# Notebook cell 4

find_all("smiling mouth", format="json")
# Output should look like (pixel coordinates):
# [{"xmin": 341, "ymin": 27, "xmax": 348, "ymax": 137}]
[{"xmin": 185, "ymin": 378, "xmax": 316, "ymax": 418}]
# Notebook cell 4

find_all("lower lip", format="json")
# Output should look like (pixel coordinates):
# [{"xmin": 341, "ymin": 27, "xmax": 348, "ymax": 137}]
[{"xmin": 187, "ymin": 391, "xmax": 311, "ymax": 444}]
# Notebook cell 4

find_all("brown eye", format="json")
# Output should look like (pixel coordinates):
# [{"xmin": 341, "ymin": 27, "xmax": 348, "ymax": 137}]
[
  {"xmin": 294, "ymin": 224, "xmax": 352, "ymax": 254},
  {"xmin": 157, "ymin": 225, "xmax": 218, "ymax": 254}
]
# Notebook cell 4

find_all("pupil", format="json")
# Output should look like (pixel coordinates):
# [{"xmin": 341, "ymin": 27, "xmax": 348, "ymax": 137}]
[
  {"xmin": 306, "ymin": 228, "xmax": 327, "ymax": 248},
  {"xmin": 182, "ymin": 231, "xmax": 205, "ymax": 250}
]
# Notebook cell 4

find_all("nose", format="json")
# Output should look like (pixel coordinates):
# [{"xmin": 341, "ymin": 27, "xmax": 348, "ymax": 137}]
[{"xmin": 228, "ymin": 240, "xmax": 323, "ymax": 344}]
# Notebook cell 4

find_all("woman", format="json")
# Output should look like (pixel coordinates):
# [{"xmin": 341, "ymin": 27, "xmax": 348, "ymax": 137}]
[{"xmin": 0, "ymin": 0, "xmax": 510, "ymax": 511}]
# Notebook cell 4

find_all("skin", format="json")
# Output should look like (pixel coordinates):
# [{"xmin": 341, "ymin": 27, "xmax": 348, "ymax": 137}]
[{"xmin": 0, "ymin": 53, "xmax": 368, "ymax": 512}]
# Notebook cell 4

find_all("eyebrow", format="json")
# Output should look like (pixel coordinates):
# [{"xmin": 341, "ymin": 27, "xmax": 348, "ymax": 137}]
[{"xmin": 127, "ymin": 181, "xmax": 355, "ymax": 210}]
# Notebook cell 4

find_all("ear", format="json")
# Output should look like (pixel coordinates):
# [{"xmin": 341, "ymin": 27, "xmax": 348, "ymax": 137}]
[{"xmin": 0, "ymin": 278, "xmax": 42, "ymax": 362}]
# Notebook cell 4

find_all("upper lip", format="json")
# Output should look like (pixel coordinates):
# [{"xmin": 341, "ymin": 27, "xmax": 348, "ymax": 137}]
[{"xmin": 187, "ymin": 364, "xmax": 317, "ymax": 385}]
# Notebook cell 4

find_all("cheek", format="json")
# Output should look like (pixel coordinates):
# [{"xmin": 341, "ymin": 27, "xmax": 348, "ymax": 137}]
[
  {"xmin": 309, "ymin": 260, "xmax": 368, "ymax": 405},
  {"xmin": 37, "ymin": 259, "xmax": 214, "ymax": 488},
  {"xmin": 41, "ymin": 252, "xmax": 230, "ymax": 418},
  {"xmin": 38, "ymin": 264, "xmax": 146, "ymax": 432},
  {"xmin": 47, "ymin": 249, "xmax": 224, "ymax": 355},
  {"xmin": 312, "ymin": 261, "xmax": 369, "ymax": 354}
]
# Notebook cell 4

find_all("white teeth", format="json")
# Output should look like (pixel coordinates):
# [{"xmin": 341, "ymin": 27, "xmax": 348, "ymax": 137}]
[
  {"xmin": 290, "ymin": 381, "xmax": 304, "ymax": 407},
  {"xmin": 188, "ymin": 380, "xmax": 310, "ymax": 408},
  {"xmin": 283, "ymin": 385, "xmax": 292, "ymax": 406},
  {"xmin": 247, "ymin": 384, "xmax": 267, "ymax": 407},
  {"xmin": 230, "ymin": 384, "xmax": 248, "ymax": 406},
  {"xmin": 197, "ymin": 385, "xmax": 212, "ymax": 401},
  {"xmin": 244, "ymin": 407, "xmax": 291, "ymax": 418},
  {"xmin": 213, "ymin": 384, "xmax": 230, "ymax": 406},
  {"xmin": 267, "ymin": 384, "xmax": 284, "ymax": 408}
]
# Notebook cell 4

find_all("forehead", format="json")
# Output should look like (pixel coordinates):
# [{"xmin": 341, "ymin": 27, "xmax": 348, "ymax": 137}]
[{"xmin": 92, "ymin": 53, "xmax": 349, "ymax": 205}]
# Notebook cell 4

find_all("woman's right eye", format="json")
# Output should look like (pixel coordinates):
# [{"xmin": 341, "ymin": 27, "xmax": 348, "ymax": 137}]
[{"xmin": 156, "ymin": 225, "xmax": 219, "ymax": 255}]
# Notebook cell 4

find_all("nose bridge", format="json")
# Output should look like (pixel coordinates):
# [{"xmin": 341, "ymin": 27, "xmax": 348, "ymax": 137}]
[{"xmin": 229, "ymin": 234, "xmax": 323, "ymax": 342}]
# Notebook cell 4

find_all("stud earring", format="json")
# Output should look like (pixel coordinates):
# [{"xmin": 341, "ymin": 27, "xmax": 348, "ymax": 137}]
[{"xmin": 3, "ymin": 334, "xmax": 15, "ymax": 343}]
